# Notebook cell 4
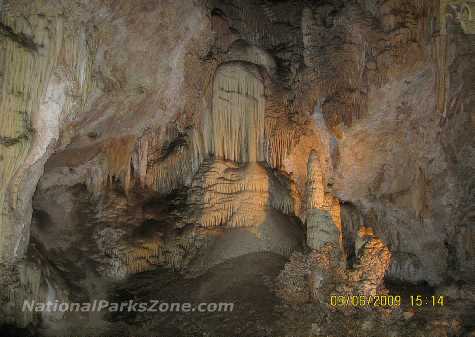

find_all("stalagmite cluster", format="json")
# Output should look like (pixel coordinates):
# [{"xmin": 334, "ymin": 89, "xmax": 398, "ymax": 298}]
[
  {"xmin": 346, "ymin": 235, "xmax": 392, "ymax": 296},
  {"xmin": 274, "ymin": 147, "xmax": 395, "ymax": 306},
  {"xmin": 276, "ymin": 230, "xmax": 391, "ymax": 305},
  {"xmin": 275, "ymin": 242, "xmax": 346, "ymax": 304}
]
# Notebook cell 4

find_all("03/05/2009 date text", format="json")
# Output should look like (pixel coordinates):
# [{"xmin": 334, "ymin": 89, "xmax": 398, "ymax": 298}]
[{"xmin": 329, "ymin": 295, "xmax": 445, "ymax": 307}]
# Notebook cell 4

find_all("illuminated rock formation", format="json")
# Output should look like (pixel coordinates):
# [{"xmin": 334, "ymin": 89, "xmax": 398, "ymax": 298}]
[
  {"xmin": 190, "ymin": 160, "xmax": 295, "ymax": 228},
  {"xmin": 0, "ymin": 14, "xmax": 60, "ymax": 263},
  {"xmin": 206, "ymin": 62, "xmax": 265, "ymax": 163},
  {"xmin": 347, "ymin": 235, "xmax": 391, "ymax": 296},
  {"xmin": 276, "ymin": 231, "xmax": 391, "ymax": 304},
  {"xmin": 0, "ymin": 7, "xmax": 94, "ymax": 263},
  {"xmin": 0, "ymin": 0, "xmax": 474, "ymax": 335},
  {"xmin": 304, "ymin": 151, "xmax": 342, "ymax": 250}
]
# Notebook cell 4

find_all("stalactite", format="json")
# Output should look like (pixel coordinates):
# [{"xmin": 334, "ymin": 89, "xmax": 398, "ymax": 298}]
[
  {"xmin": 147, "ymin": 148, "xmax": 194, "ymax": 195},
  {"xmin": 101, "ymin": 136, "xmax": 136, "ymax": 191},
  {"xmin": 17, "ymin": 263, "xmax": 43, "ymax": 326},
  {"xmin": 131, "ymin": 133, "xmax": 150, "ymax": 189},
  {"xmin": 264, "ymin": 117, "xmax": 299, "ymax": 169},
  {"xmin": 207, "ymin": 62, "xmax": 265, "ymax": 163},
  {"xmin": 434, "ymin": 34, "xmax": 449, "ymax": 118},
  {"xmin": 132, "ymin": 127, "xmax": 206, "ymax": 195}
]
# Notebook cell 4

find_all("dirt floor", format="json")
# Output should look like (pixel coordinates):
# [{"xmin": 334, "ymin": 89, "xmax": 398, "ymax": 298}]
[
  {"xmin": 3, "ymin": 251, "xmax": 473, "ymax": 337},
  {"xmin": 100, "ymin": 253, "xmax": 475, "ymax": 336}
]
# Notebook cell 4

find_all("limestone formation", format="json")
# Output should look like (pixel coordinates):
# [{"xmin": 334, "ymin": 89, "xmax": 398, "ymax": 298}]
[
  {"xmin": 207, "ymin": 62, "xmax": 265, "ymax": 163},
  {"xmin": 304, "ymin": 150, "xmax": 342, "ymax": 250},
  {"xmin": 190, "ymin": 160, "xmax": 295, "ymax": 228},
  {"xmin": 0, "ymin": 0, "xmax": 474, "ymax": 335},
  {"xmin": 0, "ymin": 5, "xmax": 94, "ymax": 263},
  {"xmin": 276, "ymin": 232, "xmax": 391, "ymax": 304}
]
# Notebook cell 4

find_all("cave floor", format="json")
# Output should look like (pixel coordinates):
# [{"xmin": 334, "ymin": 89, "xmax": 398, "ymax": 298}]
[{"xmin": 32, "ymin": 252, "xmax": 473, "ymax": 337}]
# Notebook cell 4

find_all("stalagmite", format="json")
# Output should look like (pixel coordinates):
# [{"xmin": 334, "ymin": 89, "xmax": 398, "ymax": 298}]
[
  {"xmin": 348, "ymin": 234, "xmax": 391, "ymax": 296},
  {"xmin": 275, "ymin": 243, "xmax": 347, "ymax": 304},
  {"xmin": 305, "ymin": 151, "xmax": 326, "ymax": 210},
  {"xmin": 277, "ymin": 233, "xmax": 391, "ymax": 304},
  {"xmin": 304, "ymin": 151, "xmax": 342, "ymax": 250}
]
